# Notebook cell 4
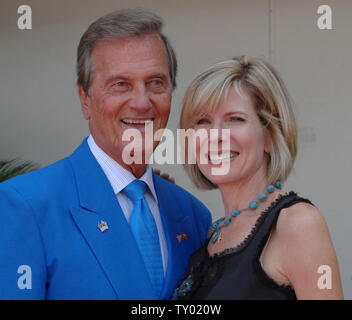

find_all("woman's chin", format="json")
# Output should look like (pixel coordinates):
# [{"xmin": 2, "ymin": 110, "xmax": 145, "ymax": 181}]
[{"xmin": 200, "ymin": 171, "xmax": 235, "ymax": 186}]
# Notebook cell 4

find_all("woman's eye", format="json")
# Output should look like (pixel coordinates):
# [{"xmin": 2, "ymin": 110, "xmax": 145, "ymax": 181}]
[
  {"xmin": 230, "ymin": 116, "xmax": 245, "ymax": 122},
  {"xmin": 196, "ymin": 118, "xmax": 210, "ymax": 125}
]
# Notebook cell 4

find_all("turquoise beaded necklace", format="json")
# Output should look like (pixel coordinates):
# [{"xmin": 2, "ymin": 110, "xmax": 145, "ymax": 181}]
[{"xmin": 210, "ymin": 181, "xmax": 282, "ymax": 244}]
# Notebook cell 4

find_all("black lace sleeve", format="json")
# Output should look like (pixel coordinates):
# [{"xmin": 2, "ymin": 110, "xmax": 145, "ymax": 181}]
[{"xmin": 172, "ymin": 245, "xmax": 208, "ymax": 300}]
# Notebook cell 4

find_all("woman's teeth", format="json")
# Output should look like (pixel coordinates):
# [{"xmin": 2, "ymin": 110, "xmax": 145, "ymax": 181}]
[{"xmin": 208, "ymin": 152, "xmax": 239, "ymax": 162}]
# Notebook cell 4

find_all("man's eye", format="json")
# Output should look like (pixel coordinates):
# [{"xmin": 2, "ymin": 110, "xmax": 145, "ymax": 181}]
[
  {"xmin": 148, "ymin": 79, "xmax": 165, "ymax": 90},
  {"xmin": 110, "ymin": 81, "xmax": 130, "ymax": 92},
  {"xmin": 114, "ymin": 81, "xmax": 127, "ymax": 87},
  {"xmin": 151, "ymin": 79, "xmax": 162, "ymax": 86}
]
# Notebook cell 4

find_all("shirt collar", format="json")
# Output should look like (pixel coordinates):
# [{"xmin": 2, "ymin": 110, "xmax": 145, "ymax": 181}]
[{"xmin": 87, "ymin": 135, "xmax": 158, "ymax": 203}]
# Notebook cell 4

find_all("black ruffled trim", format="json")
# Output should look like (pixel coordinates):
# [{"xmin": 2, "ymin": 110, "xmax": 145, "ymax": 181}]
[{"xmin": 207, "ymin": 191, "xmax": 299, "ymax": 260}]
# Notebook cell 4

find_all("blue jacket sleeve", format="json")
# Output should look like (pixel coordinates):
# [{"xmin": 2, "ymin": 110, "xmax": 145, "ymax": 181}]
[
  {"xmin": 191, "ymin": 196, "xmax": 212, "ymax": 245},
  {"xmin": 0, "ymin": 184, "xmax": 47, "ymax": 299}
]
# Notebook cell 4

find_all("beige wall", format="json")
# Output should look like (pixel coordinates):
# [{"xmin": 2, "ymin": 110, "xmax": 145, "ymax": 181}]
[{"xmin": 1, "ymin": 0, "xmax": 351, "ymax": 298}]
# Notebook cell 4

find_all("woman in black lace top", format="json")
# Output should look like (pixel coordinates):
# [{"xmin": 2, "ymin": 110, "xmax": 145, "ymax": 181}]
[{"xmin": 174, "ymin": 56, "xmax": 343, "ymax": 299}]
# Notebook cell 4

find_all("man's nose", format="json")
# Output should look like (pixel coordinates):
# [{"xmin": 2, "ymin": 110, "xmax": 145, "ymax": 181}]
[{"xmin": 128, "ymin": 85, "xmax": 152, "ymax": 112}]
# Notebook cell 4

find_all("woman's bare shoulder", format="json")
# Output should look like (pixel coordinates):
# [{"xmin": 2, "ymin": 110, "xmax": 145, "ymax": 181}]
[
  {"xmin": 276, "ymin": 201, "xmax": 329, "ymax": 239},
  {"xmin": 272, "ymin": 199, "xmax": 343, "ymax": 299}
]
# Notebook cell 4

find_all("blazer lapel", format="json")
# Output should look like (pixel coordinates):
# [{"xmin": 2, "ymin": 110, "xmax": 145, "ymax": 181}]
[
  {"xmin": 153, "ymin": 174, "xmax": 192, "ymax": 300},
  {"xmin": 69, "ymin": 138, "xmax": 157, "ymax": 299}
]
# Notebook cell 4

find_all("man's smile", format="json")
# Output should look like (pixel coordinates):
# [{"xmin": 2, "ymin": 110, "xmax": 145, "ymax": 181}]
[{"xmin": 121, "ymin": 118, "xmax": 154, "ymax": 125}]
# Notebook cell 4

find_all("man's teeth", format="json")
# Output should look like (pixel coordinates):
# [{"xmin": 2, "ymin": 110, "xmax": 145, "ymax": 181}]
[
  {"xmin": 122, "ymin": 119, "xmax": 153, "ymax": 125},
  {"xmin": 209, "ymin": 153, "xmax": 239, "ymax": 161}
]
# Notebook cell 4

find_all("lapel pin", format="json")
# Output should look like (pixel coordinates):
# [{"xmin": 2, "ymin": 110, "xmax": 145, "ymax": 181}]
[
  {"xmin": 97, "ymin": 220, "xmax": 109, "ymax": 232},
  {"xmin": 176, "ymin": 232, "xmax": 187, "ymax": 243}
]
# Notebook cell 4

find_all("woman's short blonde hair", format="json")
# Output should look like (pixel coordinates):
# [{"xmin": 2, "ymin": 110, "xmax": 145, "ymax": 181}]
[{"xmin": 180, "ymin": 55, "xmax": 297, "ymax": 189}]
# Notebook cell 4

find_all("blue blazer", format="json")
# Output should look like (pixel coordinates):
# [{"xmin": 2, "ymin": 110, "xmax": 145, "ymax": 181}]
[{"xmin": 0, "ymin": 138, "xmax": 211, "ymax": 299}]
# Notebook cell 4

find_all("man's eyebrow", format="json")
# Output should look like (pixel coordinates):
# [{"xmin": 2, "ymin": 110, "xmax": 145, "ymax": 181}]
[
  {"xmin": 148, "ymin": 73, "xmax": 169, "ymax": 80},
  {"xmin": 105, "ymin": 75, "xmax": 129, "ymax": 84},
  {"xmin": 104, "ymin": 73, "xmax": 169, "ymax": 85}
]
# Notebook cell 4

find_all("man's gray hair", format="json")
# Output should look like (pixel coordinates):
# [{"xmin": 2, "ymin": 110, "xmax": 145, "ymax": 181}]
[{"xmin": 76, "ymin": 8, "xmax": 177, "ymax": 93}]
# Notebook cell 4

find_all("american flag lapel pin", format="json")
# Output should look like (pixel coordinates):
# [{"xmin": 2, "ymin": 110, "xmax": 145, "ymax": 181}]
[
  {"xmin": 97, "ymin": 220, "xmax": 109, "ymax": 232},
  {"xmin": 176, "ymin": 232, "xmax": 187, "ymax": 243}
]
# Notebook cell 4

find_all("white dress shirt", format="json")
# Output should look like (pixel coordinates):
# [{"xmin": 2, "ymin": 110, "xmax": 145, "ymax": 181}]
[{"xmin": 87, "ymin": 135, "xmax": 168, "ymax": 275}]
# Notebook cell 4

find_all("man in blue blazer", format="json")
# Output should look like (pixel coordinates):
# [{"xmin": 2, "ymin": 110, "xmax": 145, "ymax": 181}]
[{"xmin": 0, "ymin": 8, "xmax": 211, "ymax": 299}]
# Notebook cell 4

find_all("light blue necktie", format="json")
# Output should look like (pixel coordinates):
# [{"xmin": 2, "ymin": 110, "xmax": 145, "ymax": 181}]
[{"xmin": 123, "ymin": 179, "xmax": 164, "ymax": 296}]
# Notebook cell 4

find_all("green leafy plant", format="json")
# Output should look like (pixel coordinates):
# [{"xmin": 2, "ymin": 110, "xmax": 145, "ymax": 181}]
[{"xmin": 0, "ymin": 159, "xmax": 39, "ymax": 183}]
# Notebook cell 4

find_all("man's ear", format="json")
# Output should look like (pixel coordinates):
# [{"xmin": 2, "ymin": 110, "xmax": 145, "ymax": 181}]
[{"xmin": 78, "ymin": 84, "xmax": 91, "ymax": 120}]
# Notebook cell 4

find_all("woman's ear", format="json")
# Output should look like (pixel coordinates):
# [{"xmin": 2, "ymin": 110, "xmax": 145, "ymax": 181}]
[
  {"xmin": 264, "ymin": 129, "xmax": 272, "ymax": 154},
  {"xmin": 78, "ymin": 84, "xmax": 91, "ymax": 120}
]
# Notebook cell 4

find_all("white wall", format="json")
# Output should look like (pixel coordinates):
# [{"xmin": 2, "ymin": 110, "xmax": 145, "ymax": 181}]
[{"xmin": 1, "ymin": 0, "xmax": 351, "ymax": 298}]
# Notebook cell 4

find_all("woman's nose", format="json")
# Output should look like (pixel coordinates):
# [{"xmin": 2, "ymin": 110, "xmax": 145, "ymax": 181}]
[{"xmin": 209, "ymin": 121, "xmax": 227, "ymax": 141}]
